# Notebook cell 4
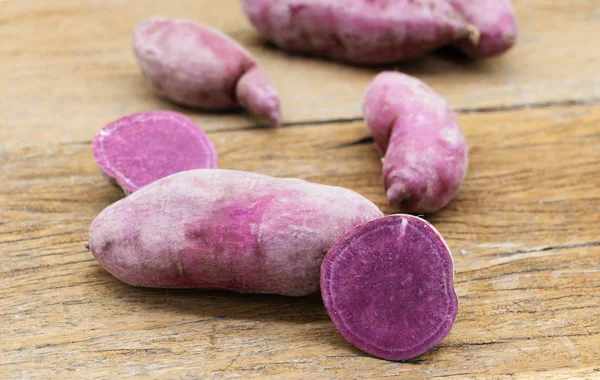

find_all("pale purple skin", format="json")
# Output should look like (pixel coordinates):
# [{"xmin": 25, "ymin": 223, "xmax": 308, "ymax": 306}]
[
  {"xmin": 92, "ymin": 111, "xmax": 217, "ymax": 195},
  {"xmin": 133, "ymin": 18, "xmax": 280, "ymax": 127},
  {"xmin": 321, "ymin": 214, "xmax": 458, "ymax": 361},
  {"xmin": 242, "ymin": 0, "xmax": 470, "ymax": 64},
  {"xmin": 363, "ymin": 71, "xmax": 468, "ymax": 213},
  {"xmin": 449, "ymin": 0, "xmax": 518, "ymax": 57},
  {"xmin": 88, "ymin": 169, "xmax": 383, "ymax": 297}
]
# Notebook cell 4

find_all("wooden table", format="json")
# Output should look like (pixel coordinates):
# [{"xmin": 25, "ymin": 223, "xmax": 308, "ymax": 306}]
[{"xmin": 1, "ymin": 1, "xmax": 599, "ymax": 378}]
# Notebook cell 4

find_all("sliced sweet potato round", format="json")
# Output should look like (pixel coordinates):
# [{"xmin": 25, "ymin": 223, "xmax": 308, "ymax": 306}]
[
  {"xmin": 321, "ymin": 214, "xmax": 458, "ymax": 361},
  {"xmin": 92, "ymin": 111, "xmax": 217, "ymax": 194}
]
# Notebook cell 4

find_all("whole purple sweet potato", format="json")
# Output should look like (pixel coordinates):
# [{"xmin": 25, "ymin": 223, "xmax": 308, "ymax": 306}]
[
  {"xmin": 89, "ymin": 169, "xmax": 383, "ymax": 296},
  {"xmin": 321, "ymin": 214, "xmax": 458, "ymax": 361},
  {"xmin": 449, "ymin": 0, "xmax": 518, "ymax": 57},
  {"xmin": 241, "ymin": 0, "xmax": 471, "ymax": 64},
  {"xmin": 134, "ymin": 18, "xmax": 280, "ymax": 126},
  {"xmin": 363, "ymin": 72, "xmax": 468, "ymax": 213},
  {"xmin": 93, "ymin": 111, "xmax": 217, "ymax": 195}
]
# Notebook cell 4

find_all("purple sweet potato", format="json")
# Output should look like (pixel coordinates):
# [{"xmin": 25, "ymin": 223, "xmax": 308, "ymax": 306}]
[
  {"xmin": 241, "ymin": 0, "xmax": 471, "ymax": 64},
  {"xmin": 134, "ymin": 18, "xmax": 280, "ymax": 127},
  {"xmin": 363, "ymin": 71, "xmax": 468, "ymax": 213},
  {"xmin": 449, "ymin": 0, "xmax": 518, "ymax": 57},
  {"xmin": 88, "ymin": 169, "xmax": 383, "ymax": 296},
  {"xmin": 92, "ymin": 111, "xmax": 217, "ymax": 195},
  {"xmin": 321, "ymin": 214, "xmax": 458, "ymax": 361}
]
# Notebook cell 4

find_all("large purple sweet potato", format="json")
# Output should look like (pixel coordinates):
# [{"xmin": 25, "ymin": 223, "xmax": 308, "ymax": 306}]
[
  {"xmin": 363, "ymin": 71, "xmax": 468, "ymax": 213},
  {"xmin": 449, "ymin": 0, "xmax": 518, "ymax": 57},
  {"xmin": 134, "ymin": 18, "xmax": 280, "ymax": 126},
  {"xmin": 321, "ymin": 214, "xmax": 458, "ymax": 361},
  {"xmin": 89, "ymin": 169, "xmax": 383, "ymax": 296},
  {"xmin": 242, "ymin": 0, "xmax": 471, "ymax": 64},
  {"xmin": 92, "ymin": 111, "xmax": 217, "ymax": 195}
]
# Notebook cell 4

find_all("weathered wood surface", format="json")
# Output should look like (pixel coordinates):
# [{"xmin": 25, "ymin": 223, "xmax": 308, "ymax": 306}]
[
  {"xmin": 1, "ymin": 0, "xmax": 600, "ymax": 147},
  {"xmin": 2, "ymin": 104, "xmax": 599, "ymax": 378},
  {"xmin": 1, "ymin": 0, "xmax": 600, "ymax": 379}
]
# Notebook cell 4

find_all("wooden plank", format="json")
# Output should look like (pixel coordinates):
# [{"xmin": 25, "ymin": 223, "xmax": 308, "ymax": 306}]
[
  {"xmin": 1, "ymin": 0, "xmax": 600, "ymax": 149},
  {"xmin": 1, "ymin": 104, "xmax": 599, "ymax": 378}
]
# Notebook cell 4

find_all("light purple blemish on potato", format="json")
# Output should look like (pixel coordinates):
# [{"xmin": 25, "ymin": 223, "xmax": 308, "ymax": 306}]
[
  {"xmin": 321, "ymin": 214, "xmax": 458, "ymax": 361},
  {"xmin": 134, "ymin": 18, "xmax": 280, "ymax": 126},
  {"xmin": 242, "ymin": 0, "xmax": 471, "ymax": 64},
  {"xmin": 88, "ymin": 169, "xmax": 383, "ymax": 296},
  {"xmin": 92, "ymin": 111, "xmax": 217, "ymax": 194},
  {"xmin": 449, "ymin": 0, "xmax": 518, "ymax": 57},
  {"xmin": 363, "ymin": 71, "xmax": 468, "ymax": 213}
]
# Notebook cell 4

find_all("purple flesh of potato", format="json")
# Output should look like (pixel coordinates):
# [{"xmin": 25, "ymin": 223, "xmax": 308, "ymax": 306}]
[
  {"xmin": 92, "ymin": 111, "xmax": 217, "ymax": 194},
  {"xmin": 321, "ymin": 214, "xmax": 458, "ymax": 361}
]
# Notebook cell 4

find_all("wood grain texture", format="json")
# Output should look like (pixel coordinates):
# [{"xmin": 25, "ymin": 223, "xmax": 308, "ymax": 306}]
[
  {"xmin": 2, "ymin": 103, "xmax": 599, "ymax": 379},
  {"xmin": 2, "ymin": 0, "xmax": 600, "ymax": 149}
]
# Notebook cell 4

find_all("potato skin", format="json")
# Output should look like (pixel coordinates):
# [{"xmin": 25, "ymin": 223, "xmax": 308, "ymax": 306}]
[
  {"xmin": 88, "ymin": 169, "xmax": 383, "ymax": 296},
  {"xmin": 363, "ymin": 72, "xmax": 468, "ymax": 213},
  {"xmin": 133, "ymin": 18, "xmax": 280, "ymax": 126},
  {"xmin": 449, "ymin": 0, "xmax": 518, "ymax": 57},
  {"xmin": 242, "ymin": 0, "xmax": 470, "ymax": 64}
]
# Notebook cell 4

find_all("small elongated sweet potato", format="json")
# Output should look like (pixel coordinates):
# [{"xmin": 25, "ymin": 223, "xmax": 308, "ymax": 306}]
[
  {"xmin": 92, "ymin": 111, "xmax": 217, "ymax": 195},
  {"xmin": 449, "ymin": 0, "xmax": 518, "ymax": 57},
  {"xmin": 321, "ymin": 214, "xmax": 458, "ymax": 361},
  {"xmin": 134, "ymin": 18, "xmax": 280, "ymax": 126},
  {"xmin": 363, "ymin": 72, "xmax": 468, "ymax": 213},
  {"xmin": 89, "ymin": 169, "xmax": 383, "ymax": 296},
  {"xmin": 242, "ymin": 0, "xmax": 471, "ymax": 64}
]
